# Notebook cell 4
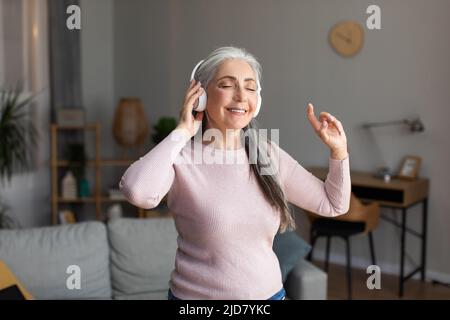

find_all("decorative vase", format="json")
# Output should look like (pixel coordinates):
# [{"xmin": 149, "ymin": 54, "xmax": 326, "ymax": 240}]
[
  {"xmin": 112, "ymin": 97, "xmax": 149, "ymax": 149},
  {"xmin": 78, "ymin": 177, "xmax": 90, "ymax": 198},
  {"xmin": 62, "ymin": 171, "xmax": 77, "ymax": 199}
]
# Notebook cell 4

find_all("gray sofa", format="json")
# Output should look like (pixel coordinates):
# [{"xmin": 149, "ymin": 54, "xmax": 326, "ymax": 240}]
[{"xmin": 0, "ymin": 218, "xmax": 327, "ymax": 300}]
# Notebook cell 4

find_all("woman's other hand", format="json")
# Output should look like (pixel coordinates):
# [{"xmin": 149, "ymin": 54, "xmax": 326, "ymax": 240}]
[{"xmin": 306, "ymin": 103, "xmax": 348, "ymax": 160}]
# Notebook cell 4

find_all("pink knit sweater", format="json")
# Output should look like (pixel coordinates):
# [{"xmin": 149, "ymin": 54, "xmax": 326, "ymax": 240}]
[{"xmin": 119, "ymin": 129, "xmax": 351, "ymax": 300}]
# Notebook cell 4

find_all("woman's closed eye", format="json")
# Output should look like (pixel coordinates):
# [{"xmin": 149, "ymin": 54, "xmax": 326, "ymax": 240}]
[{"xmin": 219, "ymin": 84, "xmax": 256, "ymax": 91}]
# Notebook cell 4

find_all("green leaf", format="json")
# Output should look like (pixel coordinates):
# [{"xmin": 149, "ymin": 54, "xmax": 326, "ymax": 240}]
[
  {"xmin": 0, "ymin": 86, "xmax": 38, "ymax": 185},
  {"xmin": 151, "ymin": 116, "xmax": 177, "ymax": 144}
]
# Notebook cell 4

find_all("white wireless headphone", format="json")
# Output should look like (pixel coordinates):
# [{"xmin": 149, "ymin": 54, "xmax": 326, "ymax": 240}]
[{"xmin": 190, "ymin": 59, "xmax": 262, "ymax": 117}]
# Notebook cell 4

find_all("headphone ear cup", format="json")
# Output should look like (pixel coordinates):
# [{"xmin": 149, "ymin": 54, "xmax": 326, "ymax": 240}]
[
  {"xmin": 253, "ymin": 88, "xmax": 262, "ymax": 118},
  {"xmin": 190, "ymin": 60, "xmax": 207, "ymax": 112},
  {"xmin": 195, "ymin": 91, "xmax": 207, "ymax": 112}
]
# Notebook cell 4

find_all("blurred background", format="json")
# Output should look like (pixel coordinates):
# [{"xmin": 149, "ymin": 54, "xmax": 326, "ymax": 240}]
[{"xmin": 1, "ymin": 0, "xmax": 449, "ymax": 299}]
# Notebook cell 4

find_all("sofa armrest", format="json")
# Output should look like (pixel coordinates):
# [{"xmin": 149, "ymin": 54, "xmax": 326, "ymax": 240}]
[{"xmin": 284, "ymin": 259, "xmax": 327, "ymax": 300}]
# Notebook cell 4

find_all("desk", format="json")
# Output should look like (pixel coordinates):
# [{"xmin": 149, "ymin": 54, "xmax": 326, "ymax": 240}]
[{"xmin": 308, "ymin": 167, "xmax": 429, "ymax": 297}]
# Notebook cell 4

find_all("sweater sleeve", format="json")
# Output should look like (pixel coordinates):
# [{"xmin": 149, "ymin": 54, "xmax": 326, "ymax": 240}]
[
  {"xmin": 274, "ymin": 143, "xmax": 351, "ymax": 217},
  {"xmin": 119, "ymin": 129, "xmax": 190, "ymax": 209}
]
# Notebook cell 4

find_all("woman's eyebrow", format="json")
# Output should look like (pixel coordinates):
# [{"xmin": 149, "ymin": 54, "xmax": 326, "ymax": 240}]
[{"xmin": 216, "ymin": 76, "xmax": 256, "ymax": 83}]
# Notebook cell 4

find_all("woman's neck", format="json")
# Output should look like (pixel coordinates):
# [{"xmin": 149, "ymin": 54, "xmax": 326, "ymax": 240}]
[{"xmin": 203, "ymin": 124, "xmax": 243, "ymax": 150}]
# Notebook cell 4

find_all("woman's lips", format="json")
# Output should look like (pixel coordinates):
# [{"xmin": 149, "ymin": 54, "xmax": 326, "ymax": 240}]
[{"xmin": 226, "ymin": 108, "xmax": 247, "ymax": 116}]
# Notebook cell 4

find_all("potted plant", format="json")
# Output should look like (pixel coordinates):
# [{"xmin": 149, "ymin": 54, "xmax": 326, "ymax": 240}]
[
  {"xmin": 0, "ymin": 87, "xmax": 38, "ymax": 228},
  {"xmin": 151, "ymin": 116, "xmax": 177, "ymax": 145}
]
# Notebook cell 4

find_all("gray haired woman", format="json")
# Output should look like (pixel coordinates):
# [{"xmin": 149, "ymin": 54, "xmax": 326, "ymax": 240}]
[{"xmin": 120, "ymin": 46, "xmax": 351, "ymax": 300}]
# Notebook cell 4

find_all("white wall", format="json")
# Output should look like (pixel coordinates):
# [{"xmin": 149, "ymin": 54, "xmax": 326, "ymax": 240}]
[
  {"xmin": 113, "ymin": 0, "xmax": 171, "ymax": 137},
  {"xmin": 79, "ymin": 0, "xmax": 119, "ymax": 206},
  {"xmin": 80, "ymin": 0, "xmax": 114, "ymax": 157},
  {"xmin": 109, "ymin": 0, "xmax": 450, "ymax": 282}
]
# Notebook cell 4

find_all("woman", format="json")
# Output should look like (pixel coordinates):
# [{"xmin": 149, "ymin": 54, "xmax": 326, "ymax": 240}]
[{"xmin": 119, "ymin": 47, "xmax": 351, "ymax": 300}]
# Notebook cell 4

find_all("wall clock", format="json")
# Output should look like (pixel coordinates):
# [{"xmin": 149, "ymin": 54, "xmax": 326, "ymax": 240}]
[{"xmin": 329, "ymin": 21, "xmax": 364, "ymax": 57}]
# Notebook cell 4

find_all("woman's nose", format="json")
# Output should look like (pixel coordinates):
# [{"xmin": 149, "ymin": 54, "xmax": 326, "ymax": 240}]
[{"xmin": 233, "ymin": 86, "xmax": 247, "ymax": 102}]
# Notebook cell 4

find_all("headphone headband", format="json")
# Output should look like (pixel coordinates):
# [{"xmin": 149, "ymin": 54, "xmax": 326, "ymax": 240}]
[{"xmin": 190, "ymin": 60, "xmax": 205, "ymax": 81}]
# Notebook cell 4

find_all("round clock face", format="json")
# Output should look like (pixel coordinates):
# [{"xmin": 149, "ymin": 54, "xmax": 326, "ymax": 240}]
[{"xmin": 329, "ymin": 21, "xmax": 364, "ymax": 57}]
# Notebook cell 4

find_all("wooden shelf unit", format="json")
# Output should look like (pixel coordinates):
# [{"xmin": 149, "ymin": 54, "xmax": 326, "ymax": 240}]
[{"xmin": 50, "ymin": 122, "xmax": 160, "ymax": 224}]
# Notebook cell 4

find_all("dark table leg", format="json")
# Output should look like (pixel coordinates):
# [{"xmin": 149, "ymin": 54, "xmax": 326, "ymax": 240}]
[
  {"xmin": 399, "ymin": 208, "xmax": 407, "ymax": 297},
  {"xmin": 421, "ymin": 198, "xmax": 428, "ymax": 281}
]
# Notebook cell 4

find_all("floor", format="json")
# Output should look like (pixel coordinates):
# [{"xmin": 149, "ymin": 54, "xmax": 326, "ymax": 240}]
[{"xmin": 312, "ymin": 261, "xmax": 450, "ymax": 300}]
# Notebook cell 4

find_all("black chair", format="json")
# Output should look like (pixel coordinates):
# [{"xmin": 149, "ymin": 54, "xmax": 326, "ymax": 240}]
[{"xmin": 305, "ymin": 194, "xmax": 380, "ymax": 299}]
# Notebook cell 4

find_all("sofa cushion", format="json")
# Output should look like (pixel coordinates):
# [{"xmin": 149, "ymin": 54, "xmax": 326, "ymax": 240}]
[
  {"xmin": 273, "ymin": 231, "xmax": 312, "ymax": 283},
  {"xmin": 0, "ymin": 222, "xmax": 111, "ymax": 299},
  {"xmin": 107, "ymin": 217, "xmax": 178, "ymax": 300}
]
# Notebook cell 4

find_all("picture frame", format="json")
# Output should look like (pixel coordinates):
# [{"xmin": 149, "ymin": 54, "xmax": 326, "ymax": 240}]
[{"xmin": 397, "ymin": 155, "xmax": 422, "ymax": 180}]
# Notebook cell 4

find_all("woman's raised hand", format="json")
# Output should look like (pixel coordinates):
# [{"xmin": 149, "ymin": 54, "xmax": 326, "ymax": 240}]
[
  {"xmin": 306, "ymin": 103, "xmax": 348, "ymax": 160},
  {"xmin": 175, "ymin": 80, "xmax": 205, "ymax": 138}
]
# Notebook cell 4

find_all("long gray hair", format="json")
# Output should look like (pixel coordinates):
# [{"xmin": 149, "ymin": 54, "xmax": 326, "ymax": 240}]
[{"xmin": 192, "ymin": 46, "xmax": 295, "ymax": 233}]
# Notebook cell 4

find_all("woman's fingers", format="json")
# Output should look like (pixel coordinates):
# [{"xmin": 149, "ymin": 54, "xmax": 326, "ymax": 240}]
[
  {"xmin": 307, "ymin": 103, "xmax": 346, "ymax": 137},
  {"xmin": 319, "ymin": 112, "xmax": 336, "ymax": 124},
  {"xmin": 177, "ymin": 80, "xmax": 205, "ymax": 138},
  {"xmin": 181, "ymin": 82, "xmax": 203, "ymax": 114},
  {"xmin": 185, "ymin": 83, "xmax": 202, "ymax": 103},
  {"xmin": 185, "ymin": 87, "xmax": 205, "ymax": 112},
  {"xmin": 184, "ymin": 80, "xmax": 194, "ymax": 100},
  {"xmin": 334, "ymin": 119, "xmax": 345, "ymax": 136},
  {"xmin": 307, "ymin": 103, "xmax": 339, "ymax": 135},
  {"xmin": 307, "ymin": 103, "xmax": 322, "ymax": 132},
  {"xmin": 179, "ymin": 83, "xmax": 202, "ymax": 117},
  {"xmin": 319, "ymin": 112, "xmax": 342, "ymax": 135},
  {"xmin": 319, "ymin": 120, "xmax": 329, "ymax": 142},
  {"xmin": 184, "ymin": 81, "xmax": 202, "ymax": 101}
]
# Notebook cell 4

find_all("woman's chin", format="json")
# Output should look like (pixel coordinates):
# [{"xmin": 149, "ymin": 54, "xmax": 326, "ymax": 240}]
[
  {"xmin": 224, "ymin": 120, "xmax": 250, "ymax": 130},
  {"xmin": 222, "ymin": 115, "xmax": 251, "ymax": 128}
]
